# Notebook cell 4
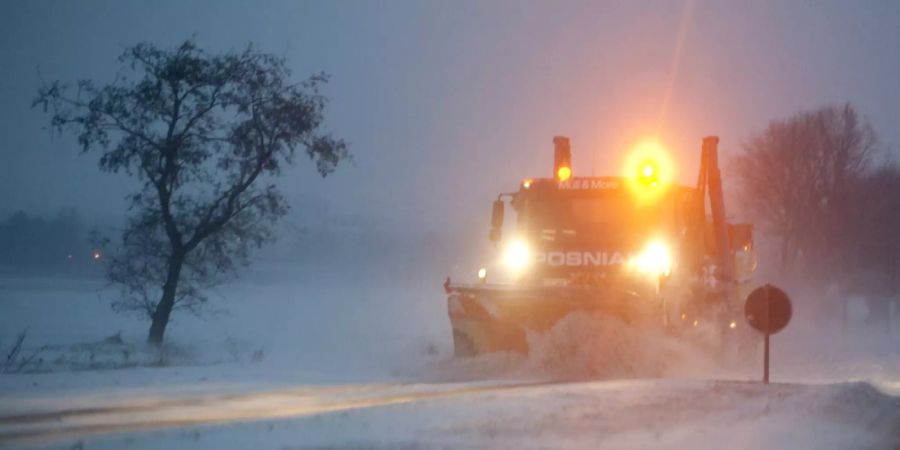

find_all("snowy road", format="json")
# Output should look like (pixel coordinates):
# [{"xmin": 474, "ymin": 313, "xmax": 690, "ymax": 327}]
[
  {"xmin": 0, "ymin": 380, "xmax": 553, "ymax": 447},
  {"xmin": 2, "ymin": 378, "xmax": 899, "ymax": 449}
]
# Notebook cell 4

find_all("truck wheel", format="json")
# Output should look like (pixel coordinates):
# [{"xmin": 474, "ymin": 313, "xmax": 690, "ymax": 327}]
[{"xmin": 453, "ymin": 330, "xmax": 477, "ymax": 357}]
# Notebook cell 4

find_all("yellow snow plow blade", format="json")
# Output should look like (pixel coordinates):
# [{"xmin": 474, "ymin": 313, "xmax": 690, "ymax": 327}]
[{"xmin": 445, "ymin": 281, "xmax": 651, "ymax": 357}]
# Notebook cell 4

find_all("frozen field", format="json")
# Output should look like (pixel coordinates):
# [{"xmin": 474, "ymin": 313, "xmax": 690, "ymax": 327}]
[{"xmin": 1, "ymin": 269, "xmax": 899, "ymax": 449}]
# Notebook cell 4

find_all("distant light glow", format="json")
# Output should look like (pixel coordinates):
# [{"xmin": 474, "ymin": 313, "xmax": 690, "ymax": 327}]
[
  {"xmin": 556, "ymin": 166, "xmax": 571, "ymax": 182},
  {"xmin": 729, "ymin": 321, "xmax": 737, "ymax": 329},
  {"xmin": 92, "ymin": 250, "xmax": 102, "ymax": 260},
  {"xmin": 477, "ymin": 267, "xmax": 487, "ymax": 280},
  {"xmin": 522, "ymin": 179, "xmax": 533, "ymax": 189}
]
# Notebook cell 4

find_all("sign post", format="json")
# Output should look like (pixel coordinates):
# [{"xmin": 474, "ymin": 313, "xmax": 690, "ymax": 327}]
[
  {"xmin": 763, "ymin": 331, "xmax": 769, "ymax": 383},
  {"xmin": 744, "ymin": 284, "xmax": 792, "ymax": 384}
]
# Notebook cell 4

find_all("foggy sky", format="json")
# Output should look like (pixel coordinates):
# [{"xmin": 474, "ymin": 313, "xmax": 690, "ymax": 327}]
[{"xmin": 3, "ymin": 0, "xmax": 900, "ymax": 233}]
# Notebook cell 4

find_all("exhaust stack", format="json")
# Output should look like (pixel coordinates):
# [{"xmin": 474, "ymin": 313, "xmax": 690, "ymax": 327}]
[{"xmin": 553, "ymin": 136, "xmax": 572, "ymax": 181}]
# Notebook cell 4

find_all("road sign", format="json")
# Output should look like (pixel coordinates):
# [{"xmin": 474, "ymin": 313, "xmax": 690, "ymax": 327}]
[
  {"xmin": 744, "ymin": 284, "xmax": 792, "ymax": 384},
  {"xmin": 745, "ymin": 284, "xmax": 792, "ymax": 334}
]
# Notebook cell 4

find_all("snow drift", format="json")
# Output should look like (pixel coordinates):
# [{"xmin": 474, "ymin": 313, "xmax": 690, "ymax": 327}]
[{"xmin": 424, "ymin": 312, "xmax": 723, "ymax": 382}]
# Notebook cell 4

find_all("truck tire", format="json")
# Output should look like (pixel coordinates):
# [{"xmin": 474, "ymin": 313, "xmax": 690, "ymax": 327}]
[{"xmin": 453, "ymin": 330, "xmax": 477, "ymax": 357}]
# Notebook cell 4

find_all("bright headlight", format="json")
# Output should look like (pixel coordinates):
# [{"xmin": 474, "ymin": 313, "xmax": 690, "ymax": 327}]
[
  {"xmin": 632, "ymin": 240, "xmax": 672, "ymax": 276},
  {"xmin": 503, "ymin": 239, "xmax": 531, "ymax": 272}
]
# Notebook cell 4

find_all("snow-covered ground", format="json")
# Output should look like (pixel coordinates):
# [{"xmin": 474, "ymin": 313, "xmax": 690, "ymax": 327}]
[
  {"xmin": 3, "ymin": 378, "xmax": 898, "ymax": 449},
  {"xmin": 1, "ymin": 267, "xmax": 899, "ymax": 449}
]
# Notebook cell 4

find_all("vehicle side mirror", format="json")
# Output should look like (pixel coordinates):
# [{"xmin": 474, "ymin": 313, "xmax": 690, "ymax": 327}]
[{"xmin": 489, "ymin": 199, "xmax": 504, "ymax": 242}]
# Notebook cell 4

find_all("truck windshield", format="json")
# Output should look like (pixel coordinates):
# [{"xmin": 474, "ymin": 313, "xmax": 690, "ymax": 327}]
[{"xmin": 520, "ymin": 195, "xmax": 649, "ymax": 245}]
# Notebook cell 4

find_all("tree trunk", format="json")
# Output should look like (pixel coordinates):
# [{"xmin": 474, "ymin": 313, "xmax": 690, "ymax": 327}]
[{"xmin": 148, "ymin": 252, "xmax": 185, "ymax": 346}]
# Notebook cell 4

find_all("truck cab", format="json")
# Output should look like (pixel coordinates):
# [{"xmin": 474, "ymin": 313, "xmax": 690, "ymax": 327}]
[{"xmin": 504, "ymin": 175, "xmax": 689, "ymax": 282}]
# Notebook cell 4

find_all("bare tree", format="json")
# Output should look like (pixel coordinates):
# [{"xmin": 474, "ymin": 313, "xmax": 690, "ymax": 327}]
[
  {"xmin": 729, "ymin": 104, "xmax": 877, "ymax": 277},
  {"xmin": 35, "ymin": 40, "xmax": 349, "ymax": 345},
  {"xmin": 844, "ymin": 163, "xmax": 900, "ymax": 324}
]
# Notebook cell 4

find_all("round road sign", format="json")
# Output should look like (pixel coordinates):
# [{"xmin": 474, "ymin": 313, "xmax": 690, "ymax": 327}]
[{"xmin": 744, "ymin": 284, "xmax": 792, "ymax": 334}]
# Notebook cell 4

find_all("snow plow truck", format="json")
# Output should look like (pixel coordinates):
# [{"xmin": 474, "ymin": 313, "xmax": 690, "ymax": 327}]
[{"xmin": 444, "ymin": 136, "xmax": 757, "ymax": 357}]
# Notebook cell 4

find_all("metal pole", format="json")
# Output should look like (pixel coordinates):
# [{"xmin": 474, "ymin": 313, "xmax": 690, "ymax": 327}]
[
  {"xmin": 842, "ymin": 297, "xmax": 848, "ymax": 335},
  {"xmin": 763, "ymin": 284, "xmax": 771, "ymax": 384},
  {"xmin": 885, "ymin": 300, "xmax": 890, "ymax": 334},
  {"xmin": 889, "ymin": 300, "xmax": 894, "ymax": 334},
  {"xmin": 704, "ymin": 137, "xmax": 735, "ymax": 319},
  {"xmin": 888, "ymin": 245, "xmax": 895, "ymax": 334}
]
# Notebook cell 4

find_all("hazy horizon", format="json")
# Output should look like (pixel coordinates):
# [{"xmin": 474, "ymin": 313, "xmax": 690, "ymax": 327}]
[{"xmin": 4, "ymin": 0, "xmax": 900, "ymax": 232}]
